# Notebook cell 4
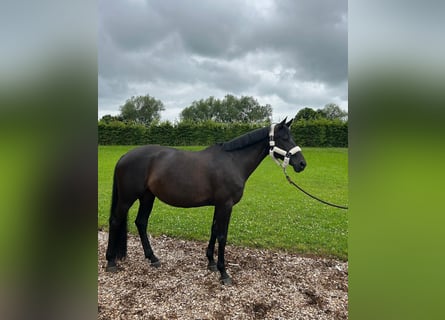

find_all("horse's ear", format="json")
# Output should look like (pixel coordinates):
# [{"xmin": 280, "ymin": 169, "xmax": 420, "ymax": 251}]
[
  {"xmin": 285, "ymin": 118, "xmax": 294, "ymax": 128},
  {"xmin": 279, "ymin": 117, "xmax": 287, "ymax": 126}
]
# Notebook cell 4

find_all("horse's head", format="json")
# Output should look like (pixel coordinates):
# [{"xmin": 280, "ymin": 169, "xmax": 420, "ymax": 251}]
[{"xmin": 270, "ymin": 117, "xmax": 306, "ymax": 173}]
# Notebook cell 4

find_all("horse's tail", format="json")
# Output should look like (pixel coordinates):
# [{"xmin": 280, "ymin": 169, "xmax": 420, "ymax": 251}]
[
  {"xmin": 110, "ymin": 170, "xmax": 119, "ymax": 217},
  {"xmin": 106, "ymin": 169, "xmax": 128, "ymax": 261}
]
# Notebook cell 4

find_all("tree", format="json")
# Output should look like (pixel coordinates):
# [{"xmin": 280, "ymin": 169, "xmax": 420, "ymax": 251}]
[
  {"xmin": 120, "ymin": 94, "xmax": 165, "ymax": 126},
  {"xmin": 180, "ymin": 95, "xmax": 272, "ymax": 123},
  {"xmin": 99, "ymin": 114, "xmax": 123, "ymax": 123},
  {"xmin": 237, "ymin": 96, "xmax": 272, "ymax": 123},
  {"xmin": 295, "ymin": 107, "xmax": 320, "ymax": 121},
  {"xmin": 319, "ymin": 103, "xmax": 348, "ymax": 121},
  {"xmin": 180, "ymin": 97, "xmax": 217, "ymax": 122},
  {"xmin": 295, "ymin": 104, "xmax": 348, "ymax": 122}
]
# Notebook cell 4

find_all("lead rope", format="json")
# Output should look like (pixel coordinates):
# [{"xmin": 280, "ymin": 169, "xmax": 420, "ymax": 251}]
[{"xmin": 283, "ymin": 168, "xmax": 349, "ymax": 210}]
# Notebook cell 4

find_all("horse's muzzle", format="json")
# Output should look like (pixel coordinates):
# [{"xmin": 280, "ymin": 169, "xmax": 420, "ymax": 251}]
[{"xmin": 293, "ymin": 160, "xmax": 306, "ymax": 173}]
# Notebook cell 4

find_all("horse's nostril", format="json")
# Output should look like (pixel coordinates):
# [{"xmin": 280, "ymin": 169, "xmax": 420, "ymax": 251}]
[{"xmin": 300, "ymin": 161, "xmax": 306, "ymax": 168}]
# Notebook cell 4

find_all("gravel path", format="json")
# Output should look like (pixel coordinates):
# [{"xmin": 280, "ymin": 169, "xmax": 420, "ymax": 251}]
[{"xmin": 98, "ymin": 231, "xmax": 348, "ymax": 319}]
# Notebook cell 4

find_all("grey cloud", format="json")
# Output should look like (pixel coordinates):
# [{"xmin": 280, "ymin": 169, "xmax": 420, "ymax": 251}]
[
  {"xmin": 98, "ymin": 0, "xmax": 347, "ymax": 121},
  {"xmin": 242, "ymin": 1, "xmax": 348, "ymax": 84}
]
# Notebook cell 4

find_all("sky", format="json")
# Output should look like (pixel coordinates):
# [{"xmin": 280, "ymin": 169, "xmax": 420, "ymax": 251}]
[{"xmin": 98, "ymin": 0, "xmax": 348, "ymax": 123}]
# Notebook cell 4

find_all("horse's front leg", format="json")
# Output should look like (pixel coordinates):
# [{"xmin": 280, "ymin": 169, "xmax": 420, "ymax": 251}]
[
  {"xmin": 214, "ymin": 203, "xmax": 233, "ymax": 285},
  {"xmin": 206, "ymin": 215, "xmax": 218, "ymax": 272}
]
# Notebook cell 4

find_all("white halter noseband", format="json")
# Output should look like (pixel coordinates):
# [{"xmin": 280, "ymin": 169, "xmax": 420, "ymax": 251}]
[{"xmin": 269, "ymin": 123, "xmax": 302, "ymax": 169}]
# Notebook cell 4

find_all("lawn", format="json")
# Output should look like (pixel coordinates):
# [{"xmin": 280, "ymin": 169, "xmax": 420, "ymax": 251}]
[{"xmin": 98, "ymin": 145, "xmax": 348, "ymax": 260}]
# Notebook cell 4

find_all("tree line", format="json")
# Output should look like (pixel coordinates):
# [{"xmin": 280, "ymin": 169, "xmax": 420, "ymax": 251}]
[
  {"xmin": 100, "ymin": 93, "xmax": 347, "ymax": 125},
  {"xmin": 99, "ymin": 94, "xmax": 348, "ymax": 147}
]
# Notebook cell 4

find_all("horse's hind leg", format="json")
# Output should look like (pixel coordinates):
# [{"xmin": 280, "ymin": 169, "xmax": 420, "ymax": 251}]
[
  {"xmin": 106, "ymin": 200, "xmax": 134, "ymax": 272},
  {"xmin": 135, "ymin": 191, "xmax": 160, "ymax": 267}
]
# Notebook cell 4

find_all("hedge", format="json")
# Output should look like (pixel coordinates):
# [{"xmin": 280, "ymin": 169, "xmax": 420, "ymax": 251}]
[
  {"xmin": 98, "ymin": 120, "xmax": 348, "ymax": 147},
  {"xmin": 291, "ymin": 119, "xmax": 348, "ymax": 147}
]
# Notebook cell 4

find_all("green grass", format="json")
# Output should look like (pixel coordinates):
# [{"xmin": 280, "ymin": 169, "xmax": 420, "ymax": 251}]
[{"xmin": 98, "ymin": 145, "xmax": 348, "ymax": 260}]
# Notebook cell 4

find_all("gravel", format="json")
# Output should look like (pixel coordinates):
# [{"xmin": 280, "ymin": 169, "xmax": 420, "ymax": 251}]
[{"xmin": 98, "ymin": 231, "xmax": 348, "ymax": 319}]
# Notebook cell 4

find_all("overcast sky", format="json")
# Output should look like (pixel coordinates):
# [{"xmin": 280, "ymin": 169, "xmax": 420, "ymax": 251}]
[{"xmin": 98, "ymin": 0, "xmax": 347, "ymax": 122}]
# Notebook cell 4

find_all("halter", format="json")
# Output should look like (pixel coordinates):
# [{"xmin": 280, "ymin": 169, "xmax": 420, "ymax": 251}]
[{"xmin": 269, "ymin": 123, "xmax": 302, "ymax": 169}]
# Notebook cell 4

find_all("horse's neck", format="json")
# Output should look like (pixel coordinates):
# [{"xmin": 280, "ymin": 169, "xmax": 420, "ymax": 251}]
[{"xmin": 232, "ymin": 139, "xmax": 269, "ymax": 179}]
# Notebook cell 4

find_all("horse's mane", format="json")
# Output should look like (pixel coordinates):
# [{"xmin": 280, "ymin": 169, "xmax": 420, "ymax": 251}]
[{"xmin": 222, "ymin": 127, "xmax": 269, "ymax": 151}]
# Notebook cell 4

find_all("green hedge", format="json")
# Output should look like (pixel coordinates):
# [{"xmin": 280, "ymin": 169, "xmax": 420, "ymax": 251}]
[
  {"xmin": 291, "ymin": 119, "xmax": 348, "ymax": 147},
  {"xmin": 98, "ymin": 120, "xmax": 348, "ymax": 147}
]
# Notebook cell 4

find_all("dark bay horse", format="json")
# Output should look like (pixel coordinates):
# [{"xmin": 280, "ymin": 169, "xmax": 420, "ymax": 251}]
[{"xmin": 105, "ymin": 117, "xmax": 306, "ymax": 284}]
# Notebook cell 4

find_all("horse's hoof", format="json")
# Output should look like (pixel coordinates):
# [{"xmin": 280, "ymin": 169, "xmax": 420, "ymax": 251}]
[
  {"xmin": 207, "ymin": 262, "xmax": 218, "ymax": 272},
  {"xmin": 220, "ymin": 276, "xmax": 233, "ymax": 286},
  {"xmin": 105, "ymin": 265, "xmax": 118, "ymax": 273},
  {"xmin": 150, "ymin": 260, "xmax": 161, "ymax": 268}
]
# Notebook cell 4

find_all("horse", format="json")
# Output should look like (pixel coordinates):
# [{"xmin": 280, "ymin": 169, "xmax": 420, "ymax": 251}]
[{"xmin": 105, "ymin": 117, "xmax": 306, "ymax": 285}]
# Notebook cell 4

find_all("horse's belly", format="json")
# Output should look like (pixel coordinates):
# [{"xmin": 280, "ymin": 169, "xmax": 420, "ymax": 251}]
[
  {"xmin": 156, "ymin": 191, "xmax": 212, "ymax": 208},
  {"xmin": 150, "ymin": 180, "xmax": 213, "ymax": 208}
]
